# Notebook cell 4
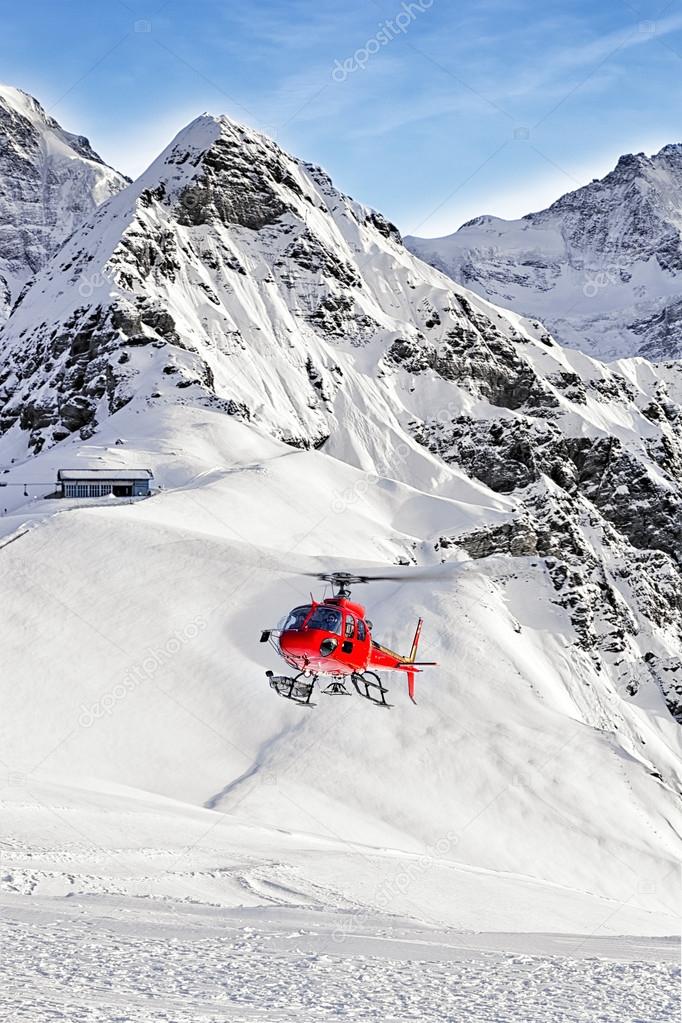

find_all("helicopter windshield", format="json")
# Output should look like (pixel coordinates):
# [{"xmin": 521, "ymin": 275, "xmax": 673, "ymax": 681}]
[
  {"xmin": 281, "ymin": 605, "xmax": 312, "ymax": 631},
  {"xmin": 306, "ymin": 606, "xmax": 343, "ymax": 635}
]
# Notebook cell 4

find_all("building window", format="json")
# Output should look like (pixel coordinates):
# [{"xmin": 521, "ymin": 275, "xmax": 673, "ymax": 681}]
[{"xmin": 63, "ymin": 476, "xmax": 150, "ymax": 497}]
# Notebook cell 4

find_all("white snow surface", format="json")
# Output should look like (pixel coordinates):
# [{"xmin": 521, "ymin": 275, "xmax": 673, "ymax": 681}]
[
  {"xmin": 0, "ymin": 404, "xmax": 680, "ymax": 1018},
  {"xmin": 1, "ymin": 778, "xmax": 679, "ymax": 1022}
]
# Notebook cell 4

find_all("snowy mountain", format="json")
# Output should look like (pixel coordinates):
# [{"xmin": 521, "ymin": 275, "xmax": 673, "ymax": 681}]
[
  {"xmin": 406, "ymin": 144, "xmax": 682, "ymax": 360},
  {"xmin": 0, "ymin": 109, "xmax": 680, "ymax": 966},
  {"xmin": 0, "ymin": 85, "xmax": 127, "ymax": 321}
]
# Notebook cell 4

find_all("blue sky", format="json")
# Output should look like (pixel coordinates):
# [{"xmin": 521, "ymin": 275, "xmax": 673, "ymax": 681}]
[{"xmin": 3, "ymin": 0, "xmax": 682, "ymax": 236}]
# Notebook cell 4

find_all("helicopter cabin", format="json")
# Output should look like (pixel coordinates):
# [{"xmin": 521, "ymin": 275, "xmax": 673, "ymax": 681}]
[
  {"xmin": 280, "ymin": 598, "xmax": 370, "ymax": 648},
  {"xmin": 57, "ymin": 468, "xmax": 153, "ymax": 499}
]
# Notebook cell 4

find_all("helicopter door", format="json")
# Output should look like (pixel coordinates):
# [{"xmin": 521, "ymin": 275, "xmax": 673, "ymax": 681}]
[{"xmin": 342, "ymin": 614, "xmax": 355, "ymax": 653}]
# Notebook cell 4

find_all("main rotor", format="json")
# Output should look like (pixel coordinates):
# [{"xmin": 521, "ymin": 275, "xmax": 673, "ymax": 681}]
[
  {"xmin": 306, "ymin": 567, "xmax": 441, "ymax": 599},
  {"xmin": 311, "ymin": 571, "xmax": 375, "ymax": 598}
]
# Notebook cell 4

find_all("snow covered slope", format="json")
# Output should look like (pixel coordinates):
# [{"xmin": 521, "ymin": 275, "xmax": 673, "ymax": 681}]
[
  {"xmin": 406, "ymin": 144, "xmax": 682, "ymax": 360},
  {"xmin": 0, "ymin": 404, "xmax": 680, "ymax": 941},
  {"xmin": 0, "ymin": 111, "xmax": 680, "ymax": 956},
  {"xmin": 3, "ymin": 786, "xmax": 679, "ymax": 1021},
  {"xmin": 1, "ymin": 779, "xmax": 679, "ymax": 1022},
  {"xmin": 0, "ymin": 85, "xmax": 127, "ymax": 320},
  {"xmin": 2, "ymin": 112, "xmax": 678, "ymax": 720}
]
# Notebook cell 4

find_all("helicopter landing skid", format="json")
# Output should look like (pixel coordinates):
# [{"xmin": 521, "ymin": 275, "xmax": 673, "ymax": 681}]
[
  {"xmin": 322, "ymin": 680, "xmax": 352, "ymax": 696},
  {"xmin": 266, "ymin": 671, "xmax": 316, "ymax": 706},
  {"xmin": 351, "ymin": 671, "xmax": 392, "ymax": 708}
]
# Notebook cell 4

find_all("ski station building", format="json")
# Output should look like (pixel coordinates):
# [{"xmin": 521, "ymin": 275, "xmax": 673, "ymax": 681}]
[{"xmin": 57, "ymin": 468, "xmax": 153, "ymax": 499}]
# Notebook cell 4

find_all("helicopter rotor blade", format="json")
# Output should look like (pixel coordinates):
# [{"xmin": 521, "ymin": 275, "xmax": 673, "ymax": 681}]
[{"xmin": 301, "ymin": 568, "xmax": 445, "ymax": 586}]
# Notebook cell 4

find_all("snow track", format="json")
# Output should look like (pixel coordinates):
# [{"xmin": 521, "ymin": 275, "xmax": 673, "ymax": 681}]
[{"xmin": 2, "ymin": 898, "xmax": 678, "ymax": 1022}]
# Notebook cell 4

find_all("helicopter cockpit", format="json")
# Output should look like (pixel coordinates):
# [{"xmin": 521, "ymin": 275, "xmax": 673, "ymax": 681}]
[
  {"xmin": 280, "ymin": 605, "xmax": 311, "ymax": 631},
  {"xmin": 307, "ymin": 606, "xmax": 343, "ymax": 633},
  {"xmin": 280, "ymin": 605, "xmax": 344, "ymax": 635}
]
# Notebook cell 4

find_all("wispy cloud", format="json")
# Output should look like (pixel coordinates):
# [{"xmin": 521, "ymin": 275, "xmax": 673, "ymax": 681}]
[
  {"xmin": 7, "ymin": 0, "xmax": 682, "ymax": 235},
  {"xmin": 243, "ymin": 4, "xmax": 682, "ymax": 146}
]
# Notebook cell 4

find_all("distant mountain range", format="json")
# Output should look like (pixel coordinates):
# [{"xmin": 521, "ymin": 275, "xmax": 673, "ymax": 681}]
[{"xmin": 406, "ymin": 145, "xmax": 682, "ymax": 360}]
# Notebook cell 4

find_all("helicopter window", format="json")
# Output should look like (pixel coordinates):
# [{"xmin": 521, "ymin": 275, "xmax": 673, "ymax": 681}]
[
  {"xmin": 344, "ymin": 614, "xmax": 355, "ymax": 638},
  {"xmin": 356, "ymin": 620, "xmax": 366, "ymax": 641},
  {"xmin": 306, "ymin": 606, "xmax": 343, "ymax": 634},
  {"xmin": 282, "ymin": 605, "xmax": 312, "ymax": 631}
]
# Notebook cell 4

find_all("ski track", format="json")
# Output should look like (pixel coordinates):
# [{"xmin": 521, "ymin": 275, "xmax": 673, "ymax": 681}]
[{"xmin": 1, "ymin": 903, "xmax": 679, "ymax": 1023}]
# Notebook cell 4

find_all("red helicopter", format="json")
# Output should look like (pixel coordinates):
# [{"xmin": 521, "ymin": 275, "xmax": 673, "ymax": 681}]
[{"xmin": 260, "ymin": 571, "xmax": 437, "ymax": 708}]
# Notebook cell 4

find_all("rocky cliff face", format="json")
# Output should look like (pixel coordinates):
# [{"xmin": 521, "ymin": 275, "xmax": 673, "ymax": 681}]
[
  {"xmin": 0, "ymin": 110, "xmax": 680, "ymax": 725},
  {"xmin": 406, "ymin": 144, "xmax": 682, "ymax": 360},
  {"xmin": 0, "ymin": 85, "xmax": 127, "ymax": 320}
]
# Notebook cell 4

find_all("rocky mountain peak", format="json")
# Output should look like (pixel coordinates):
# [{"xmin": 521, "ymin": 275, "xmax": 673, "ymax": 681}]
[
  {"xmin": 0, "ymin": 84, "xmax": 127, "ymax": 320},
  {"xmin": 0, "ymin": 84, "xmax": 52, "ymax": 125},
  {"xmin": 656, "ymin": 142, "xmax": 682, "ymax": 161},
  {"xmin": 0, "ymin": 107, "xmax": 408, "ymax": 455},
  {"xmin": 611, "ymin": 150, "xmax": 649, "ymax": 174}
]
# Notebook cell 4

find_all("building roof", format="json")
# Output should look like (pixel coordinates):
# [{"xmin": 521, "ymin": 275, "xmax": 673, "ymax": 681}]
[{"xmin": 57, "ymin": 468, "xmax": 153, "ymax": 481}]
